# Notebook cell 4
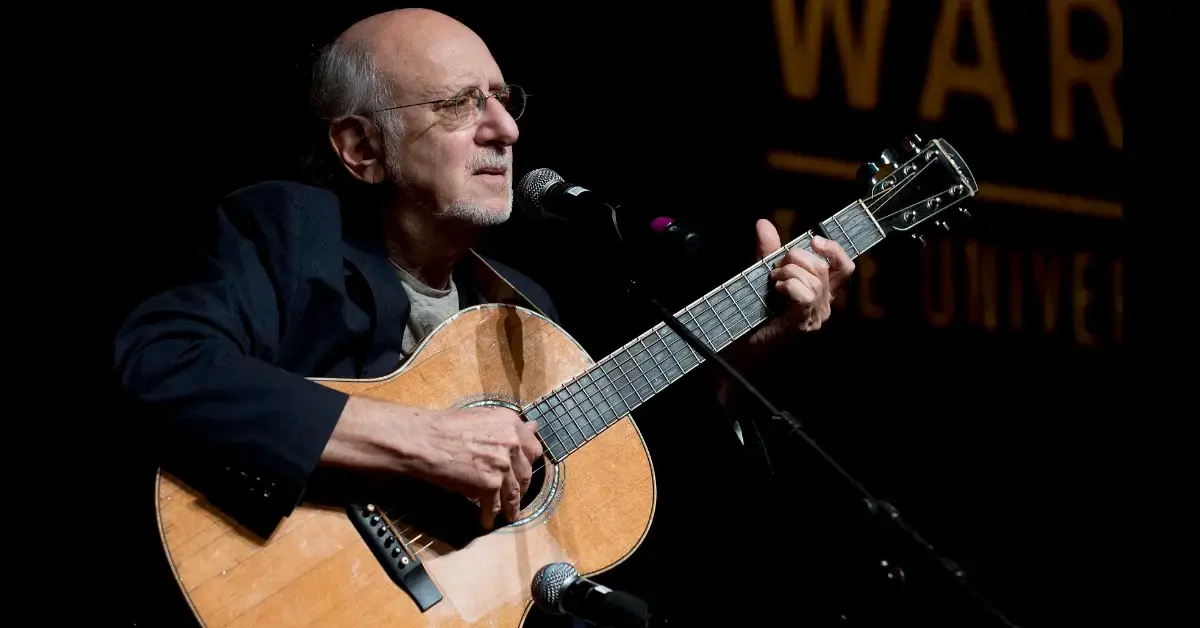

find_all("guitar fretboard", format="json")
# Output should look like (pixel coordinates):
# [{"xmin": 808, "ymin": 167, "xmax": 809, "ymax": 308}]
[{"xmin": 524, "ymin": 201, "xmax": 886, "ymax": 462}]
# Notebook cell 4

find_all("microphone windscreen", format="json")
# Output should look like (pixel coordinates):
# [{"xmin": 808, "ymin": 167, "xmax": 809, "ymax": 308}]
[
  {"xmin": 530, "ymin": 561, "xmax": 577, "ymax": 613},
  {"xmin": 517, "ymin": 168, "xmax": 564, "ymax": 217}
]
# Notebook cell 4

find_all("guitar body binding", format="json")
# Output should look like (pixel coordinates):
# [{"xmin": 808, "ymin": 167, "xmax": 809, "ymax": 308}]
[{"xmin": 155, "ymin": 304, "xmax": 657, "ymax": 628}]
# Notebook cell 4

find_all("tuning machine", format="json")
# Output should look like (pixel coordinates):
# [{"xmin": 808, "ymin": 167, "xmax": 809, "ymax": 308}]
[
  {"xmin": 902, "ymin": 134, "xmax": 924, "ymax": 154},
  {"xmin": 859, "ymin": 136, "xmax": 925, "ymax": 186},
  {"xmin": 857, "ymin": 161, "xmax": 882, "ymax": 185},
  {"xmin": 858, "ymin": 151, "xmax": 902, "ymax": 187}
]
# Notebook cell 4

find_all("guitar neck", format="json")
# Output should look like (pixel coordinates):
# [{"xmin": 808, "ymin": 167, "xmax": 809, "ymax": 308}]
[{"xmin": 526, "ymin": 200, "xmax": 887, "ymax": 462}]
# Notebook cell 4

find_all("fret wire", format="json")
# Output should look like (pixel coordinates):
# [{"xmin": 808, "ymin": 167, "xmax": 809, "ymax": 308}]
[
  {"xmin": 729, "ymin": 273, "xmax": 768, "ymax": 317},
  {"xmin": 527, "ymin": 406, "xmax": 567, "ymax": 459},
  {"xmin": 829, "ymin": 213, "xmax": 859, "ymax": 256},
  {"xmin": 744, "ymin": 267, "xmax": 772, "ymax": 312},
  {"xmin": 623, "ymin": 341, "xmax": 655, "ymax": 393},
  {"xmin": 548, "ymin": 390, "xmax": 585, "ymax": 448},
  {"xmin": 647, "ymin": 330, "xmax": 692, "ymax": 381},
  {"xmin": 710, "ymin": 289, "xmax": 747, "ymax": 336},
  {"xmin": 729, "ymin": 286, "xmax": 768, "ymax": 324},
  {"xmin": 600, "ymin": 365, "xmax": 641, "ymax": 414},
  {"xmin": 828, "ymin": 203, "xmax": 885, "ymax": 256},
  {"xmin": 834, "ymin": 210, "xmax": 870, "ymax": 244},
  {"xmin": 624, "ymin": 346, "xmax": 657, "ymax": 398},
  {"xmin": 614, "ymin": 352, "xmax": 649, "ymax": 404},
  {"xmin": 559, "ymin": 377, "xmax": 609, "ymax": 453},
  {"xmin": 752, "ymin": 257, "xmax": 775, "ymax": 313},
  {"xmin": 534, "ymin": 352, "xmax": 609, "ymax": 451},
  {"xmin": 682, "ymin": 308, "xmax": 717, "ymax": 354},
  {"xmin": 593, "ymin": 367, "xmax": 638, "ymax": 424},
  {"xmin": 719, "ymin": 281, "xmax": 753, "ymax": 330},
  {"xmin": 560, "ymin": 378, "xmax": 601, "ymax": 447},
  {"xmin": 604, "ymin": 375, "xmax": 642, "ymax": 423},
  {"xmin": 687, "ymin": 299, "xmax": 719, "ymax": 348},
  {"xmin": 549, "ymin": 404, "xmax": 581, "ymax": 451},
  {"xmin": 558, "ymin": 378, "xmax": 638, "ymax": 458},
  {"xmin": 708, "ymin": 292, "xmax": 740, "ymax": 335},
  {"xmin": 639, "ymin": 336, "xmax": 673, "ymax": 389},
  {"xmin": 700, "ymin": 294, "xmax": 733, "ymax": 348},
  {"xmin": 529, "ymin": 197, "xmax": 896, "ymax": 462},
  {"xmin": 531, "ymin": 401, "xmax": 573, "ymax": 452},
  {"xmin": 628, "ymin": 347, "xmax": 658, "ymax": 397},
  {"xmin": 632, "ymin": 338, "xmax": 669, "ymax": 393},
  {"xmin": 564, "ymin": 379, "xmax": 603, "ymax": 442},
  {"xmin": 655, "ymin": 326, "xmax": 689, "ymax": 377},
  {"xmin": 656, "ymin": 325, "xmax": 697, "ymax": 367},
  {"xmin": 660, "ymin": 329, "xmax": 699, "ymax": 369},
  {"xmin": 854, "ymin": 207, "xmax": 885, "ymax": 242},
  {"xmin": 577, "ymin": 376, "xmax": 623, "ymax": 437},
  {"xmin": 605, "ymin": 358, "xmax": 640, "ymax": 408},
  {"xmin": 555, "ymin": 388, "xmax": 588, "ymax": 448}
]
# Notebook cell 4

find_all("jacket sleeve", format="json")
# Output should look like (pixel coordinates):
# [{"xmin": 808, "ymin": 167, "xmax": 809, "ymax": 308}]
[{"xmin": 113, "ymin": 188, "xmax": 349, "ymax": 538}]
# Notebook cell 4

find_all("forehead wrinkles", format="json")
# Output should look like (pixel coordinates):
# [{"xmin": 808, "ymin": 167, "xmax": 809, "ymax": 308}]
[{"xmin": 377, "ymin": 34, "xmax": 502, "ymax": 100}]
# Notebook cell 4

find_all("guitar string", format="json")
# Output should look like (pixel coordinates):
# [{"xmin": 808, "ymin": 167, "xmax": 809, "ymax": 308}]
[
  {"xmin": 378, "ymin": 213, "xmax": 873, "ymax": 531},
  {"xmin": 382, "ymin": 208, "xmax": 888, "ymax": 530},
  {"xmin": 515, "ymin": 158, "xmax": 938, "ymax": 471},
  {"xmin": 525, "ymin": 191, "xmax": 898, "ymax": 458},
  {"xmin": 382, "ymin": 169, "xmax": 909, "ymax": 526},
  {"xmin": 380, "ymin": 152, "xmax": 954, "ymax": 532}
]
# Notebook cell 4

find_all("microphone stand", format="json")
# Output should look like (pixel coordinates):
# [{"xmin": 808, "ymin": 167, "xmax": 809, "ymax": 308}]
[{"xmin": 603, "ymin": 208, "xmax": 1021, "ymax": 628}]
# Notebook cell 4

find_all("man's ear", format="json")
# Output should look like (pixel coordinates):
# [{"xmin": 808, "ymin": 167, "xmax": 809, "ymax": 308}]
[{"xmin": 328, "ymin": 114, "xmax": 387, "ymax": 183}]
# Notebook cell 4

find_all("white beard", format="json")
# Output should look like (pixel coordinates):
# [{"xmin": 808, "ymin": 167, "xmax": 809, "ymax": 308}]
[
  {"xmin": 381, "ymin": 118, "xmax": 512, "ymax": 227},
  {"xmin": 443, "ymin": 187, "xmax": 513, "ymax": 226}
]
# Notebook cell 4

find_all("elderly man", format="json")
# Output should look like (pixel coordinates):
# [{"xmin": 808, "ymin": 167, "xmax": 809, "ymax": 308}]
[{"xmin": 114, "ymin": 8, "xmax": 853, "ymax": 543}]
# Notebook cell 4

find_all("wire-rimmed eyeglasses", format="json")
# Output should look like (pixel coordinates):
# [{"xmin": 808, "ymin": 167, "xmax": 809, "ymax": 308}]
[{"xmin": 368, "ymin": 84, "xmax": 527, "ymax": 125}]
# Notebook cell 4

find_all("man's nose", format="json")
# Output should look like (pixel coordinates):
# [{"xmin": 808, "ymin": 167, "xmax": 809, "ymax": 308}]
[{"xmin": 476, "ymin": 97, "xmax": 519, "ymax": 146}]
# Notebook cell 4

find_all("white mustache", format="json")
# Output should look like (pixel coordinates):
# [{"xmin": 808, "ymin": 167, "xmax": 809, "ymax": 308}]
[{"xmin": 469, "ymin": 152, "xmax": 511, "ymax": 172}]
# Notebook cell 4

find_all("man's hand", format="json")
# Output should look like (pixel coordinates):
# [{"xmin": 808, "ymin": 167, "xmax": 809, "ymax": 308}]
[
  {"xmin": 405, "ymin": 406, "xmax": 543, "ymax": 530},
  {"xmin": 321, "ymin": 397, "xmax": 543, "ymax": 530},
  {"xmin": 742, "ymin": 219, "xmax": 856, "ymax": 355}
]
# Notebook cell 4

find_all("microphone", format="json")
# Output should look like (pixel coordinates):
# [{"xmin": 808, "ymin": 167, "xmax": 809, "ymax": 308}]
[
  {"xmin": 531, "ymin": 562, "xmax": 650, "ymax": 628},
  {"xmin": 516, "ymin": 167, "xmax": 619, "ymax": 220},
  {"xmin": 516, "ymin": 168, "xmax": 702, "ymax": 257}
]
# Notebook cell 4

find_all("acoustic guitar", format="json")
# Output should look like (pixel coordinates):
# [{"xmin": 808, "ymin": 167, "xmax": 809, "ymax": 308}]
[{"xmin": 154, "ymin": 136, "xmax": 976, "ymax": 627}]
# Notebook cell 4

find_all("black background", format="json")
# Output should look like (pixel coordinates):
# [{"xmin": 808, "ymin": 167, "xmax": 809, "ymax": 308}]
[{"xmin": 66, "ymin": 1, "xmax": 1151, "ymax": 626}]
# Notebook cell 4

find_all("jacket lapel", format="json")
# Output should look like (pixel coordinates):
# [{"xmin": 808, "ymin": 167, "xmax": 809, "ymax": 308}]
[{"xmin": 342, "ymin": 221, "xmax": 409, "ymax": 378}]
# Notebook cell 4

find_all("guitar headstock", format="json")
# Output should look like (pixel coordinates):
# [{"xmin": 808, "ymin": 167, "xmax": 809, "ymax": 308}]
[{"xmin": 855, "ymin": 135, "xmax": 978, "ymax": 246}]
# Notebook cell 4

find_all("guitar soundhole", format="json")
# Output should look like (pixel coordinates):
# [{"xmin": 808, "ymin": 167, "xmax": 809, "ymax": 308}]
[
  {"xmin": 458, "ymin": 396, "xmax": 559, "ymax": 520},
  {"xmin": 520, "ymin": 458, "xmax": 547, "ymax": 511}
]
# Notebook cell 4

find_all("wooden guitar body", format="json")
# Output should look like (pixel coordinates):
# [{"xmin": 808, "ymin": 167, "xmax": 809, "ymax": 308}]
[{"xmin": 155, "ymin": 304, "xmax": 657, "ymax": 627}]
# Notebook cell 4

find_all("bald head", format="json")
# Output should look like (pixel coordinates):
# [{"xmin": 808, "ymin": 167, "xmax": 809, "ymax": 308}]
[
  {"xmin": 336, "ymin": 9, "xmax": 500, "ymax": 104},
  {"xmin": 314, "ymin": 7, "xmax": 520, "ymax": 230}
]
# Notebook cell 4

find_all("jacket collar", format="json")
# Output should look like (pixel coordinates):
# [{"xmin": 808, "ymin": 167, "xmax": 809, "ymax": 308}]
[{"xmin": 340, "ymin": 207, "xmax": 409, "ymax": 374}]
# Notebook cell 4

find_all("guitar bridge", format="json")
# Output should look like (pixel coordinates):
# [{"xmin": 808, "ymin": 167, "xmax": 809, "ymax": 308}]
[{"xmin": 346, "ymin": 503, "xmax": 443, "ymax": 611}]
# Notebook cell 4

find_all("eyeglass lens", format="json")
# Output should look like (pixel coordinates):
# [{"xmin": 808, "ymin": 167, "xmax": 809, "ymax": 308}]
[{"xmin": 450, "ymin": 86, "xmax": 526, "ymax": 121}]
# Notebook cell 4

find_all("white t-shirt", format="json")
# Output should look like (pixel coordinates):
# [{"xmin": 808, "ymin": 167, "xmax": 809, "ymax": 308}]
[{"xmin": 392, "ymin": 262, "xmax": 461, "ymax": 359}]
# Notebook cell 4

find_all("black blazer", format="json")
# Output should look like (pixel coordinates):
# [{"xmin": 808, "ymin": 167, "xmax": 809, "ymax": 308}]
[{"xmin": 112, "ymin": 180, "xmax": 559, "ymax": 537}]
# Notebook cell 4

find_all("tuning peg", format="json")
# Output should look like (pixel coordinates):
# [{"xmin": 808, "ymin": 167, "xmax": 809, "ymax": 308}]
[
  {"xmin": 912, "ymin": 233, "xmax": 926, "ymax": 249},
  {"xmin": 937, "ymin": 220, "xmax": 950, "ymax": 232},
  {"xmin": 880, "ymin": 149, "xmax": 900, "ymax": 165},
  {"xmin": 959, "ymin": 206, "xmax": 971, "ymax": 219},
  {"xmin": 903, "ymin": 134, "xmax": 924, "ymax": 153},
  {"xmin": 857, "ymin": 162, "xmax": 881, "ymax": 185}
]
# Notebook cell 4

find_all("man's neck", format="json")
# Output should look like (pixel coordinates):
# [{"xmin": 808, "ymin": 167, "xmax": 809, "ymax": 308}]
[{"xmin": 383, "ymin": 207, "xmax": 479, "ymax": 290}]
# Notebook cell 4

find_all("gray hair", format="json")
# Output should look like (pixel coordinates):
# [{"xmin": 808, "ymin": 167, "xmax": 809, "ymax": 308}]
[
  {"xmin": 310, "ymin": 38, "xmax": 393, "ymax": 120},
  {"xmin": 301, "ymin": 38, "xmax": 404, "ymax": 187}
]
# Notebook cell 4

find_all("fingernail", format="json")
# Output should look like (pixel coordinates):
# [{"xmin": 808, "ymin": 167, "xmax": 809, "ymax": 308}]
[{"xmin": 813, "ymin": 236, "xmax": 826, "ymax": 246}]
